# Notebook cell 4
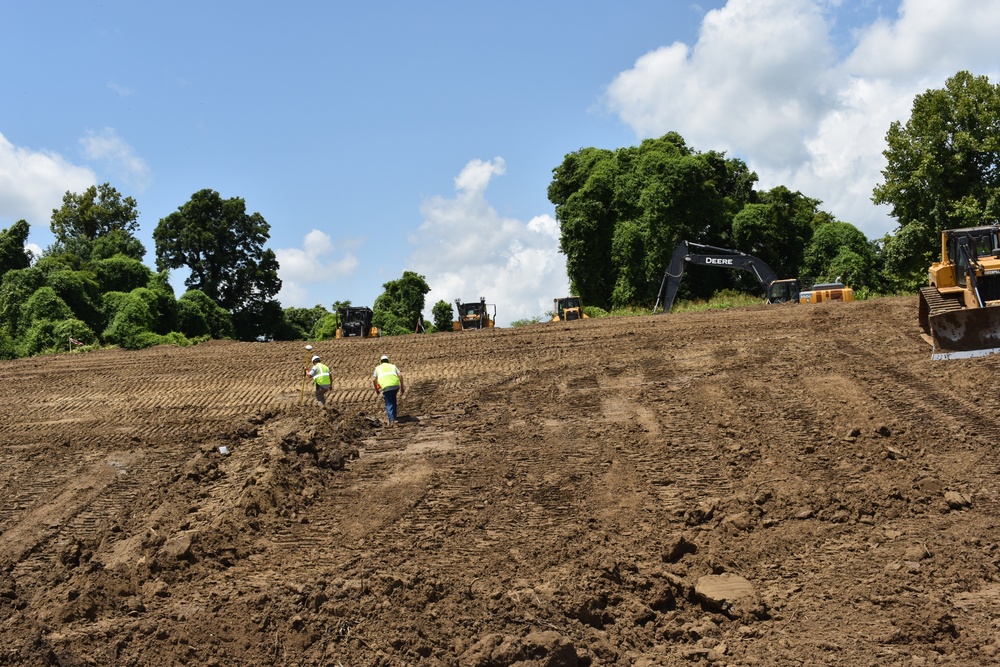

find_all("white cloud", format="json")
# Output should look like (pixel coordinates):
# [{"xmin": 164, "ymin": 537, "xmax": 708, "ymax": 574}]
[
  {"xmin": 0, "ymin": 131, "xmax": 95, "ymax": 230},
  {"xmin": 274, "ymin": 229, "xmax": 360, "ymax": 308},
  {"xmin": 107, "ymin": 81, "xmax": 135, "ymax": 97},
  {"xmin": 80, "ymin": 128, "xmax": 152, "ymax": 192},
  {"xmin": 603, "ymin": 0, "xmax": 1000, "ymax": 240},
  {"xmin": 408, "ymin": 158, "xmax": 569, "ymax": 326}
]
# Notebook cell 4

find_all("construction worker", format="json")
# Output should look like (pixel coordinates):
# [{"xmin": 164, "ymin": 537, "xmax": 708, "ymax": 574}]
[
  {"xmin": 306, "ymin": 355, "xmax": 332, "ymax": 406},
  {"xmin": 372, "ymin": 354, "xmax": 404, "ymax": 424}
]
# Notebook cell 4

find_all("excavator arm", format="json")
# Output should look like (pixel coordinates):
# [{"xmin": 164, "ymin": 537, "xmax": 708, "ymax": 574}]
[{"xmin": 654, "ymin": 241, "xmax": 795, "ymax": 313}]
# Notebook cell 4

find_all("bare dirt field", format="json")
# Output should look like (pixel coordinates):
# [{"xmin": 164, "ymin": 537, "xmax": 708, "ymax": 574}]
[{"xmin": 2, "ymin": 296, "xmax": 999, "ymax": 666}]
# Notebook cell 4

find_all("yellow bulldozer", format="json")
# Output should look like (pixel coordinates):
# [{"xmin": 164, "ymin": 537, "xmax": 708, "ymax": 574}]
[
  {"xmin": 551, "ymin": 296, "xmax": 588, "ymax": 322},
  {"xmin": 919, "ymin": 225, "xmax": 1000, "ymax": 360},
  {"xmin": 453, "ymin": 297, "xmax": 496, "ymax": 330},
  {"xmin": 335, "ymin": 306, "xmax": 379, "ymax": 338}
]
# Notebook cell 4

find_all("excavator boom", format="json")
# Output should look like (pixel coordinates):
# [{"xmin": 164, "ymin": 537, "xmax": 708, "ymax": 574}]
[{"xmin": 654, "ymin": 241, "xmax": 797, "ymax": 313}]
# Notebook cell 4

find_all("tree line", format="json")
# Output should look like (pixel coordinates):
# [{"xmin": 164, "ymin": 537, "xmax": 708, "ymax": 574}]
[
  {"xmin": 549, "ymin": 70, "xmax": 1000, "ymax": 310},
  {"xmin": 0, "ymin": 185, "xmax": 452, "ymax": 359},
  {"xmin": 2, "ymin": 70, "xmax": 997, "ymax": 358}
]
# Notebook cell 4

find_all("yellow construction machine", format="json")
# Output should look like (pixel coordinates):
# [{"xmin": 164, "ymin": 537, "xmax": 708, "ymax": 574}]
[
  {"xmin": 551, "ymin": 296, "xmax": 588, "ymax": 322},
  {"xmin": 335, "ymin": 306, "xmax": 379, "ymax": 338},
  {"xmin": 798, "ymin": 281, "xmax": 854, "ymax": 304},
  {"xmin": 919, "ymin": 225, "xmax": 1000, "ymax": 359},
  {"xmin": 453, "ymin": 297, "xmax": 496, "ymax": 330}
]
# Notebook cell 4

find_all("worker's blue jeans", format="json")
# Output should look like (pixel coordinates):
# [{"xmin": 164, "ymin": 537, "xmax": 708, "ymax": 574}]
[{"xmin": 382, "ymin": 388, "xmax": 399, "ymax": 422}]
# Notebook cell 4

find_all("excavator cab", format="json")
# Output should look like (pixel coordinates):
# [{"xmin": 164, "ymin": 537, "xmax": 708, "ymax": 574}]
[
  {"xmin": 919, "ymin": 225, "xmax": 1000, "ymax": 359},
  {"xmin": 552, "ymin": 296, "xmax": 588, "ymax": 322},
  {"xmin": 336, "ymin": 306, "xmax": 379, "ymax": 338},
  {"xmin": 767, "ymin": 279, "xmax": 801, "ymax": 304}
]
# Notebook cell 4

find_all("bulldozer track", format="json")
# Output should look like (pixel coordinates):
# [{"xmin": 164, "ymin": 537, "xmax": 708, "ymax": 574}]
[{"xmin": 919, "ymin": 286, "xmax": 964, "ymax": 316}]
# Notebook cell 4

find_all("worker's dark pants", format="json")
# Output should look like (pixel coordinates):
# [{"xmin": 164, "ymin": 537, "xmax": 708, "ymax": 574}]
[
  {"xmin": 382, "ymin": 388, "xmax": 399, "ymax": 422},
  {"xmin": 315, "ymin": 384, "xmax": 330, "ymax": 406}
]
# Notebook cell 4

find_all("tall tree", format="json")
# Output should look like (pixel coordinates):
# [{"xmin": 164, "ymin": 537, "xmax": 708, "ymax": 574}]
[
  {"xmin": 0, "ymin": 220, "xmax": 32, "ymax": 281},
  {"xmin": 373, "ymin": 271, "xmax": 430, "ymax": 336},
  {"xmin": 801, "ymin": 219, "xmax": 876, "ymax": 289},
  {"xmin": 873, "ymin": 70, "xmax": 1000, "ymax": 285},
  {"xmin": 48, "ymin": 183, "xmax": 144, "ymax": 261},
  {"xmin": 153, "ymin": 189, "xmax": 282, "ymax": 325},
  {"xmin": 731, "ymin": 186, "xmax": 817, "ymax": 281},
  {"xmin": 549, "ymin": 133, "xmax": 761, "ymax": 309}
]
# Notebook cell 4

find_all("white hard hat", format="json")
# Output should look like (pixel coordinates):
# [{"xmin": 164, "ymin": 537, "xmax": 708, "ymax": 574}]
[
  {"xmin": 311, "ymin": 355, "xmax": 321, "ymax": 363},
  {"xmin": 380, "ymin": 354, "xmax": 389, "ymax": 361}
]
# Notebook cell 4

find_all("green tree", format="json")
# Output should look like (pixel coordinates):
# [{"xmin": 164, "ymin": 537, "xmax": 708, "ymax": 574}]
[
  {"xmin": 153, "ymin": 189, "xmax": 282, "ymax": 338},
  {"xmin": 732, "ymin": 186, "xmax": 817, "ymax": 281},
  {"xmin": 92, "ymin": 255, "xmax": 155, "ymax": 295},
  {"xmin": 549, "ymin": 133, "xmax": 761, "ymax": 309},
  {"xmin": 311, "ymin": 313, "xmax": 339, "ymax": 340},
  {"xmin": 45, "ymin": 269, "xmax": 102, "ymax": 334},
  {"xmin": 176, "ymin": 290, "xmax": 234, "ymax": 339},
  {"xmin": 801, "ymin": 220, "xmax": 876, "ymax": 288},
  {"xmin": 0, "ymin": 267, "xmax": 45, "ymax": 335},
  {"xmin": 0, "ymin": 220, "xmax": 32, "ymax": 281},
  {"xmin": 873, "ymin": 70, "xmax": 1000, "ymax": 286},
  {"xmin": 373, "ymin": 271, "xmax": 430, "ymax": 336},
  {"xmin": 21, "ymin": 286, "xmax": 73, "ymax": 328},
  {"xmin": 48, "ymin": 183, "xmax": 144, "ymax": 261},
  {"xmin": 101, "ymin": 290, "xmax": 156, "ymax": 350},
  {"xmin": 431, "ymin": 299, "xmax": 454, "ymax": 332},
  {"xmin": 285, "ymin": 305, "xmax": 330, "ymax": 338}
]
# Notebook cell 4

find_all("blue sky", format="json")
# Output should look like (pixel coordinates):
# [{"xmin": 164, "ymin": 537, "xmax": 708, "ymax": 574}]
[{"xmin": 3, "ymin": 0, "xmax": 999, "ymax": 325}]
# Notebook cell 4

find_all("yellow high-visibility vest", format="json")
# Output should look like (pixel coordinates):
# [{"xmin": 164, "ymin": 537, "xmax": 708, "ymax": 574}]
[
  {"xmin": 375, "ymin": 362, "xmax": 400, "ymax": 389},
  {"xmin": 313, "ymin": 363, "xmax": 332, "ymax": 386}
]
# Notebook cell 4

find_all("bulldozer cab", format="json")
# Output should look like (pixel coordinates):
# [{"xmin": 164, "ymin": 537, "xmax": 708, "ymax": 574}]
[
  {"xmin": 336, "ymin": 306, "xmax": 379, "ymax": 338},
  {"xmin": 453, "ymin": 298, "xmax": 496, "ymax": 330},
  {"xmin": 947, "ymin": 227, "xmax": 1000, "ymax": 289},
  {"xmin": 552, "ymin": 296, "xmax": 587, "ymax": 322}
]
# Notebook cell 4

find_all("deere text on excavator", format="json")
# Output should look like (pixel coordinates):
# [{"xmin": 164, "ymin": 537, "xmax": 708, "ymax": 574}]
[
  {"xmin": 653, "ymin": 241, "xmax": 853, "ymax": 313},
  {"xmin": 919, "ymin": 225, "xmax": 1000, "ymax": 360},
  {"xmin": 335, "ymin": 306, "xmax": 379, "ymax": 338},
  {"xmin": 551, "ymin": 296, "xmax": 588, "ymax": 322},
  {"xmin": 453, "ymin": 297, "xmax": 496, "ymax": 330}
]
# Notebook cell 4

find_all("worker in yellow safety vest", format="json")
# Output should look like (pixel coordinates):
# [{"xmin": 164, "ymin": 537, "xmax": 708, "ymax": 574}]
[
  {"xmin": 306, "ymin": 355, "xmax": 332, "ymax": 406},
  {"xmin": 372, "ymin": 354, "xmax": 405, "ymax": 424}
]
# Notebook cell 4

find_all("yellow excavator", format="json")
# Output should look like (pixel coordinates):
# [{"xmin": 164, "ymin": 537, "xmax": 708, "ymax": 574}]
[
  {"xmin": 551, "ymin": 296, "xmax": 588, "ymax": 322},
  {"xmin": 799, "ymin": 282, "xmax": 854, "ymax": 304},
  {"xmin": 919, "ymin": 225, "xmax": 1000, "ymax": 360}
]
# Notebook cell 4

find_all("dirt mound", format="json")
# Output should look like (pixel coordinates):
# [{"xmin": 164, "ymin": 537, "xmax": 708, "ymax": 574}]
[{"xmin": 2, "ymin": 296, "xmax": 1000, "ymax": 665}]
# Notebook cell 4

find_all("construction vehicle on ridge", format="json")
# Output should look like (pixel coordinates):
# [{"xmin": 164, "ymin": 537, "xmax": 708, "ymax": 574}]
[
  {"xmin": 919, "ymin": 224, "xmax": 1000, "ymax": 360},
  {"xmin": 551, "ymin": 296, "xmax": 588, "ymax": 322},
  {"xmin": 653, "ymin": 241, "xmax": 852, "ymax": 313},
  {"xmin": 335, "ymin": 306, "xmax": 379, "ymax": 338},
  {"xmin": 799, "ymin": 281, "xmax": 854, "ymax": 304},
  {"xmin": 453, "ymin": 297, "xmax": 496, "ymax": 330}
]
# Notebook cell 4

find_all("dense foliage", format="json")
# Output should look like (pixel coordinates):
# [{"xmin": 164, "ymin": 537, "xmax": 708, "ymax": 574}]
[
  {"xmin": 372, "ymin": 271, "xmax": 430, "ymax": 336},
  {"xmin": 873, "ymin": 70, "xmax": 1000, "ymax": 290},
  {"xmin": 548, "ymin": 133, "xmax": 879, "ymax": 310},
  {"xmin": 431, "ymin": 300, "xmax": 454, "ymax": 333},
  {"xmin": 154, "ymin": 189, "xmax": 282, "ymax": 340}
]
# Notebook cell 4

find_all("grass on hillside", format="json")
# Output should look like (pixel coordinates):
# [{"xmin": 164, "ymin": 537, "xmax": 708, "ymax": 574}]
[{"xmin": 510, "ymin": 287, "xmax": 905, "ymax": 326}]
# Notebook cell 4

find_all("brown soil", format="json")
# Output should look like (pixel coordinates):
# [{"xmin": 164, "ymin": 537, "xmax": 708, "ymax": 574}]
[{"xmin": 2, "ymin": 296, "xmax": 999, "ymax": 666}]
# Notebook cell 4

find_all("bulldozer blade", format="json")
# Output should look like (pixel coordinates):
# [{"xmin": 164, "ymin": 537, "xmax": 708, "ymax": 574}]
[{"xmin": 928, "ymin": 306, "xmax": 1000, "ymax": 360}]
